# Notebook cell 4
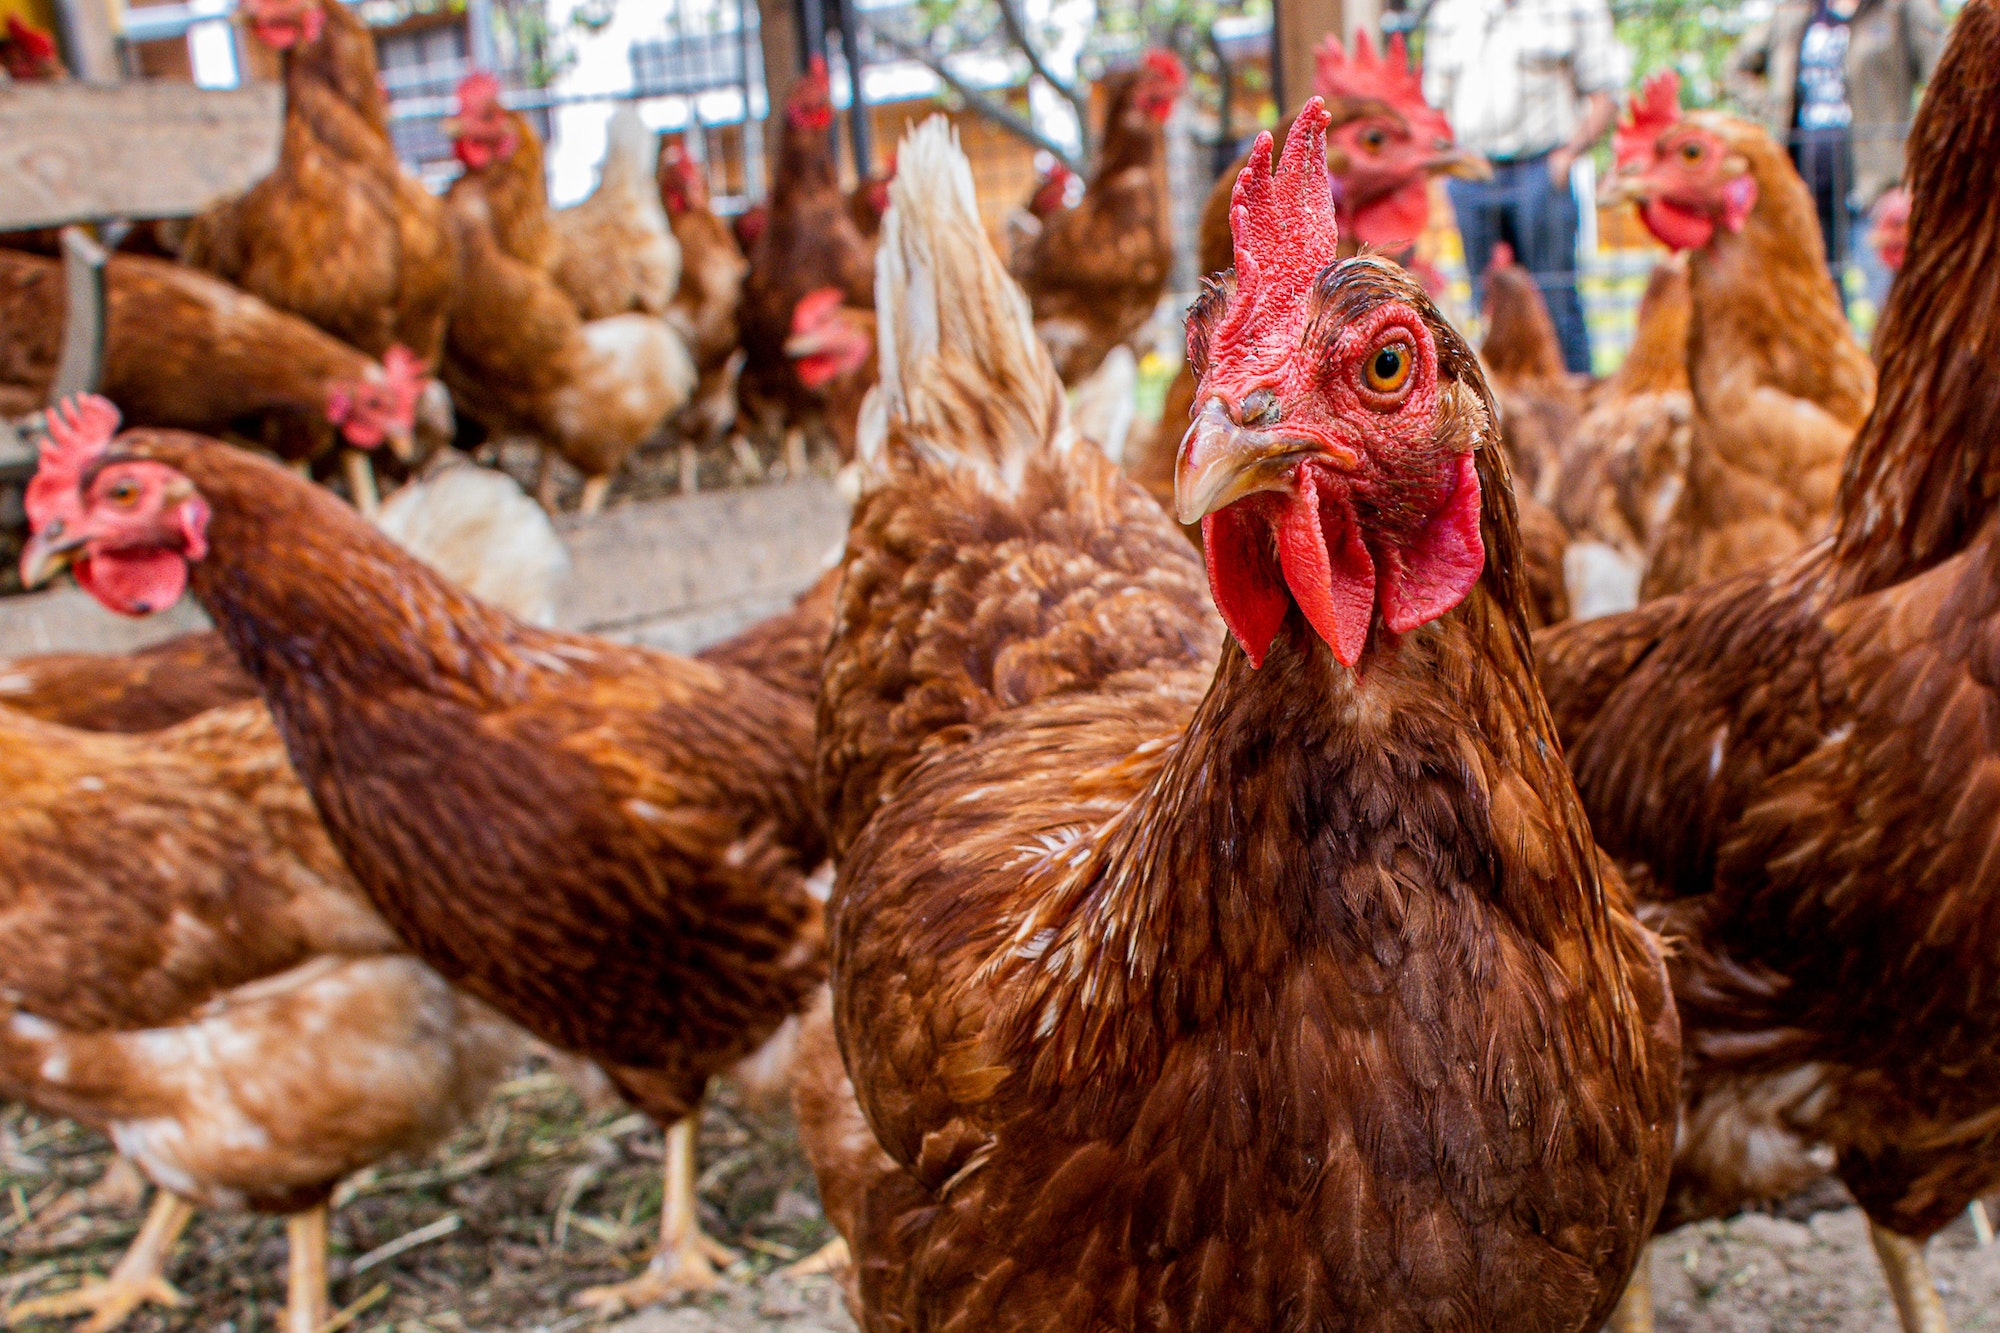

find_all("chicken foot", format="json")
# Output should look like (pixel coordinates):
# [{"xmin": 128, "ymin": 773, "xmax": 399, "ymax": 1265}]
[
  {"xmin": 779, "ymin": 1236, "xmax": 849, "ymax": 1279},
  {"xmin": 1868, "ymin": 1220, "xmax": 1950, "ymax": 1333},
  {"xmin": 572, "ymin": 1113, "xmax": 737, "ymax": 1312},
  {"xmin": 282, "ymin": 1205, "xmax": 332, "ymax": 1333},
  {"xmin": 7, "ymin": 1191, "xmax": 193, "ymax": 1333},
  {"xmin": 577, "ymin": 475, "xmax": 611, "ymax": 518},
  {"xmin": 1605, "ymin": 1243, "xmax": 1653, "ymax": 1333}
]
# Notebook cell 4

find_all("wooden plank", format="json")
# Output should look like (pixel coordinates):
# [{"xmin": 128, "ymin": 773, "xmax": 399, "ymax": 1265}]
[
  {"xmin": 1271, "ymin": 0, "xmax": 1343, "ymax": 115},
  {"xmin": 0, "ymin": 81, "xmax": 282, "ymax": 229}
]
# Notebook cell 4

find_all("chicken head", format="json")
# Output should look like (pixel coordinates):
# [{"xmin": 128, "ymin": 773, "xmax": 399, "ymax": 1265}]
[
  {"xmin": 20, "ymin": 397, "xmax": 210, "ymax": 618},
  {"xmin": 1, "ymin": 16, "xmax": 65, "ymax": 79},
  {"xmin": 1315, "ymin": 31, "xmax": 1489, "ymax": 250},
  {"xmin": 1870, "ymin": 185, "xmax": 1911, "ymax": 273},
  {"xmin": 788, "ymin": 57, "xmax": 834, "ymax": 133},
  {"xmin": 1603, "ymin": 70, "xmax": 1759, "ymax": 253},
  {"xmin": 238, "ymin": 0, "xmax": 325, "ymax": 50},
  {"xmin": 326, "ymin": 346, "xmax": 427, "ymax": 458},
  {"xmin": 784, "ymin": 288, "xmax": 872, "ymax": 389},
  {"xmin": 1135, "ymin": 49, "xmax": 1187, "ymax": 122},
  {"xmin": 1178, "ymin": 99, "xmax": 1492, "ymax": 669},
  {"xmin": 659, "ymin": 137, "xmax": 709, "ymax": 214},
  {"xmin": 448, "ymin": 71, "xmax": 518, "ymax": 171}
]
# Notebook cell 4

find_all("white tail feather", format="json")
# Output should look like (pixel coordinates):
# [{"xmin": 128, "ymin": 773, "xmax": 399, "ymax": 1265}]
[{"xmin": 870, "ymin": 117, "xmax": 1069, "ymax": 488}]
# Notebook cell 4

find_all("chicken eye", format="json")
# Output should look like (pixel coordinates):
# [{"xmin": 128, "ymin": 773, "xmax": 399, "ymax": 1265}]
[
  {"xmin": 1678, "ymin": 141, "xmax": 1703, "ymax": 163},
  {"xmin": 1364, "ymin": 341, "xmax": 1413, "ymax": 395},
  {"xmin": 106, "ymin": 479, "xmax": 139, "ymax": 507},
  {"xmin": 1361, "ymin": 127, "xmax": 1387, "ymax": 151}
]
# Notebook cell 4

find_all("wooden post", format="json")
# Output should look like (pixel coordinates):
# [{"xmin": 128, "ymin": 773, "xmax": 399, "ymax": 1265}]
[{"xmin": 1271, "ymin": 0, "xmax": 1343, "ymax": 116}]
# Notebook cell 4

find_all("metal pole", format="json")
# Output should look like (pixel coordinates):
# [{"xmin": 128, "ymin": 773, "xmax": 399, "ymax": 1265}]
[
  {"xmin": 831, "ymin": 0, "xmax": 870, "ymax": 175},
  {"xmin": 466, "ymin": 0, "xmax": 498, "ymax": 73}
]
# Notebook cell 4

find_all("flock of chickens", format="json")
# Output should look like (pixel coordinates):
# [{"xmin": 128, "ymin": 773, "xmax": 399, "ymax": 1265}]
[{"xmin": 3, "ymin": 1, "xmax": 2000, "ymax": 1332}]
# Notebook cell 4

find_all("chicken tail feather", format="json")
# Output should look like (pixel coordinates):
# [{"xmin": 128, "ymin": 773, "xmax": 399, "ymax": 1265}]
[{"xmin": 869, "ymin": 116, "xmax": 1070, "ymax": 487}]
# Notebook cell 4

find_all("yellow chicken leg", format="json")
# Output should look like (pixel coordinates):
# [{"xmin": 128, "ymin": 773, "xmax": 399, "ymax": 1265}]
[
  {"xmin": 577, "ymin": 475, "xmax": 611, "ymax": 518},
  {"xmin": 573, "ymin": 1114, "xmax": 737, "ymax": 1312},
  {"xmin": 1606, "ymin": 1243, "xmax": 1653, "ymax": 1333},
  {"xmin": 342, "ymin": 450, "xmax": 380, "ymax": 516},
  {"xmin": 779, "ymin": 1236, "xmax": 849, "ymax": 1279},
  {"xmin": 7, "ymin": 1192, "xmax": 193, "ymax": 1333},
  {"xmin": 1869, "ymin": 1220, "xmax": 1951, "ymax": 1333},
  {"xmin": 282, "ymin": 1206, "xmax": 332, "ymax": 1333}
]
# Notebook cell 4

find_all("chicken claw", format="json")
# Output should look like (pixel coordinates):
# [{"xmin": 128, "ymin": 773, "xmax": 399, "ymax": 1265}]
[
  {"xmin": 1606, "ymin": 1245, "xmax": 1653, "ymax": 1333},
  {"xmin": 779, "ymin": 1237, "xmax": 849, "ymax": 1279},
  {"xmin": 573, "ymin": 1115, "xmax": 738, "ymax": 1313},
  {"xmin": 7, "ymin": 1193, "xmax": 194, "ymax": 1333}
]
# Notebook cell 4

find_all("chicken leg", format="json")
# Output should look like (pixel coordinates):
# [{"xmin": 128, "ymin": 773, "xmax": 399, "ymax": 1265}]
[
  {"xmin": 1605, "ymin": 1244, "xmax": 1653, "ymax": 1333},
  {"xmin": 283, "ymin": 1205, "xmax": 332, "ymax": 1333},
  {"xmin": 342, "ymin": 450, "xmax": 381, "ymax": 516},
  {"xmin": 1868, "ymin": 1220, "xmax": 1950, "ymax": 1333},
  {"xmin": 577, "ymin": 475, "xmax": 611, "ymax": 518},
  {"xmin": 6, "ymin": 1191, "xmax": 193, "ymax": 1333},
  {"xmin": 572, "ymin": 1114, "xmax": 737, "ymax": 1312}
]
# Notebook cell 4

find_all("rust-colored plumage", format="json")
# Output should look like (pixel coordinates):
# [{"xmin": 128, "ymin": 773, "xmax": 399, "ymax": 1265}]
[
  {"xmin": 1536, "ymin": 4, "xmax": 2000, "ymax": 1317},
  {"xmin": 178, "ymin": 0, "xmax": 456, "ymax": 365},
  {"xmin": 25, "ymin": 427, "xmax": 829, "ymax": 1297},
  {"xmin": 0, "ymin": 631, "xmax": 250, "ymax": 732},
  {"xmin": 0, "ymin": 698, "xmax": 520, "ymax": 1328},
  {"xmin": 1009, "ymin": 55, "xmax": 1184, "ymax": 386},
  {"xmin": 800, "ymin": 118, "xmax": 1675, "ymax": 1331},
  {"xmin": 659, "ymin": 137, "xmax": 751, "ymax": 452},
  {"xmin": 1607, "ymin": 102, "xmax": 1875, "ymax": 599},
  {"xmin": 1481, "ymin": 246, "xmax": 1588, "ymax": 503},
  {"xmin": 0, "ymin": 249, "xmax": 417, "ymax": 463}
]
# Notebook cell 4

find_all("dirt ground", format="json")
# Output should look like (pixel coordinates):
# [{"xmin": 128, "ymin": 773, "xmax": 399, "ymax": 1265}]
[{"xmin": 8, "ymin": 1055, "xmax": 2000, "ymax": 1333}]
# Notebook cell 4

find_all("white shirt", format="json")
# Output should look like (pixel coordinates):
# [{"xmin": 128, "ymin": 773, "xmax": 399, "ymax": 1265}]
[{"xmin": 1422, "ymin": 0, "xmax": 1630, "ymax": 160}]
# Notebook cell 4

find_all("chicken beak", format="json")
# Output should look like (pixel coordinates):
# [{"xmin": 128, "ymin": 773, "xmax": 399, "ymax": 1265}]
[
  {"xmin": 384, "ymin": 423, "xmax": 416, "ymax": 462},
  {"xmin": 1431, "ymin": 145, "xmax": 1492, "ymax": 182},
  {"xmin": 1598, "ymin": 167, "xmax": 1646, "ymax": 207},
  {"xmin": 1174, "ymin": 398, "xmax": 1358, "ymax": 526},
  {"xmin": 19, "ymin": 526, "xmax": 83, "ymax": 589},
  {"xmin": 784, "ymin": 326, "xmax": 835, "ymax": 360}
]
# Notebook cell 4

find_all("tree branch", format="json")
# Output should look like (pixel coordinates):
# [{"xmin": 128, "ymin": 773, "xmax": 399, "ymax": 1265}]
[
  {"xmin": 867, "ymin": 22, "xmax": 1085, "ymax": 171},
  {"xmin": 993, "ymin": 0, "xmax": 1093, "ymax": 163}
]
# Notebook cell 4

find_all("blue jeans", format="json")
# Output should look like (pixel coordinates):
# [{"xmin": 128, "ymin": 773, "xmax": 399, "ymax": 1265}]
[{"xmin": 1449, "ymin": 154, "xmax": 1593, "ymax": 375}]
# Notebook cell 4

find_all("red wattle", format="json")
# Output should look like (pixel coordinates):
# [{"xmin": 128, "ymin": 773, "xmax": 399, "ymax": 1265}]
[
  {"xmin": 1639, "ymin": 199, "xmax": 1716, "ymax": 252},
  {"xmin": 1202, "ymin": 503, "xmax": 1292, "ymax": 668},
  {"xmin": 1375, "ymin": 451, "xmax": 1485, "ymax": 634},
  {"xmin": 1276, "ymin": 474, "xmax": 1376, "ymax": 668},
  {"xmin": 73, "ymin": 550, "xmax": 191, "ymax": 618},
  {"xmin": 1350, "ymin": 182, "xmax": 1431, "ymax": 251}
]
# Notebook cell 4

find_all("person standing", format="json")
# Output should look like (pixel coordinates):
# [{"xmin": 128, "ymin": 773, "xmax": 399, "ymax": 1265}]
[
  {"xmin": 1727, "ymin": 0, "xmax": 1945, "ymax": 303},
  {"xmin": 1423, "ymin": 0, "xmax": 1626, "ymax": 375}
]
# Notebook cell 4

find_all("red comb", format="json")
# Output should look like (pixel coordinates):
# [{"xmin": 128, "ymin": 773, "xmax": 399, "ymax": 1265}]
[
  {"xmin": 1143, "ymin": 48, "xmax": 1187, "ymax": 90},
  {"xmin": 797, "ymin": 55, "xmax": 829, "ymax": 101},
  {"xmin": 1210, "ymin": 99, "xmax": 1341, "ymax": 363},
  {"xmin": 1314, "ymin": 31, "xmax": 1423, "ymax": 113},
  {"xmin": 26, "ymin": 395, "xmax": 122, "ymax": 532},
  {"xmin": 1489, "ymin": 241, "xmax": 1516, "ymax": 270},
  {"xmin": 790, "ymin": 287, "xmax": 845, "ymax": 336},
  {"xmin": 456, "ymin": 70, "xmax": 503, "ymax": 113},
  {"xmin": 380, "ymin": 346, "xmax": 428, "ymax": 420},
  {"xmin": 1616, "ymin": 69, "xmax": 1682, "ymax": 168},
  {"xmin": 5, "ymin": 15, "xmax": 58, "ymax": 60}
]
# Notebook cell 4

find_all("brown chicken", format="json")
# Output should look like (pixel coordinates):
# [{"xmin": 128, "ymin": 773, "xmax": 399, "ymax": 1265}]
[
  {"xmin": 739, "ymin": 59, "xmax": 878, "ymax": 424},
  {"xmin": 3, "ymin": 413, "xmax": 519, "ymax": 1332},
  {"xmin": 1602, "ymin": 71, "xmax": 1874, "ymax": 600},
  {"xmin": 1126, "ymin": 31, "xmax": 1487, "ymax": 519},
  {"xmin": 781, "ymin": 288, "xmax": 876, "ymax": 462},
  {"xmin": 0, "ymin": 458, "xmax": 568, "ymax": 733},
  {"xmin": 0, "ymin": 249, "xmax": 428, "ymax": 488},
  {"xmin": 21, "ymin": 408, "xmax": 828, "ymax": 1312},
  {"xmin": 442, "ymin": 104, "xmax": 694, "ymax": 515},
  {"xmin": 1536, "ymin": 13, "xmax": 2000, "ymax": 1331},
  {"xmin": 658, "ymin": 136, "xmax": 750, "ymax": 452},
  {"xmin": 549, "ymin": 105, "xmax": 681, "ymax": 320},
  {"xmin": 178, "ymin": 0, "xmax": 455, "ymax": 369},
  {"xmin": 0, "ymin": 700, "xmax": 523, "ymax": 1333},
  {"xmin": 1549, "ymin": 257, "xmax": 1695, "ymax": 618},
  {"xmin": 1480, "ymin": 242, "xmax": 1588, "ymax": 502},
  {"xmin": 800, "ymin": 111, "xmax": 1676, "ymax": 1331},
  {"xmin": 1008, "ymin": 51, "xmax": 1185, "ymax": 386}
]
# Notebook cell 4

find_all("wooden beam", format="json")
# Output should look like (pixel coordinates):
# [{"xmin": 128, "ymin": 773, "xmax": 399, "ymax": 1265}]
[
  {"xmin": 758, "ymin": 0, "xmax": 802, "ymax": 125},
  {"xmin": 0, "ymin": 82, "xmax": 282, "ymax": 230},
  {"xmin": 1271, "ymin": 0, "xmax": 1343, "ymax": 115},
  {"xmin": 52, "ymin": 0, "xmax": 117, "ymax": 81}
]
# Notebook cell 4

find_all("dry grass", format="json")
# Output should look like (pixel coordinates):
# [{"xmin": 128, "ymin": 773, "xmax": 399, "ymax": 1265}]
[{"xmin": 2, "ymin": 1062, "xmax": 850, "ymax": 1333}]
